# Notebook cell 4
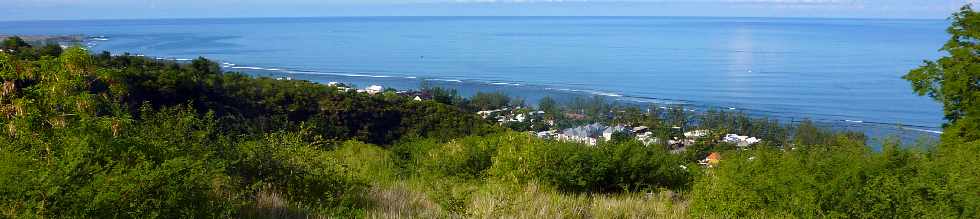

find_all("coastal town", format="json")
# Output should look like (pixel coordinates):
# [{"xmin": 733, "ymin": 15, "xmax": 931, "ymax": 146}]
[{"xmin": 333, "ymin": 82, "xmax": 765, "ymax": 167}]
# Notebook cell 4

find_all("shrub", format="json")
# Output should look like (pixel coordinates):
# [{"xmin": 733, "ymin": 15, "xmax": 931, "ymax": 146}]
[
  {"xmin": 490, "ymin": 132, "xmax": 690, "ymax": 193},
  {"xmin": 327, "ymin": 140, "xmax": 399, "ymax": 184},
  {"xmin": 232, "ymin": 132, "xmax": 365, "ymax": 215}
]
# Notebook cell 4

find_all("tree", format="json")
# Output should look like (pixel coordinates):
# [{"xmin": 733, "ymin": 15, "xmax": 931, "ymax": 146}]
[
  {"xmin": 470, "ymin": 92, "xmax": 510, "ymax": 110},
  {"xmin": 38, "ymin": 44, "xmax": 63, "ymax": 57},
  {"xmin": 190, "ymin": 57, "xmax": 220, "ymax": 75},
  {"xmin": 1, "ymin": 36, "xmax": 30, "ymax": 52},
  {"xmin": 538, "ymin": 96, "xmax": 558, "ymax": 113},
  {"xmin": 904, "ymin": 5, "xmax": 980, "ymax": 143}
]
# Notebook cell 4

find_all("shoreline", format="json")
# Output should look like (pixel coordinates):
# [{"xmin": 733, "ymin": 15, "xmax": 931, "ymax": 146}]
[
  {"xmin": 0, "ymin": 34, "xmax": 85, "ymax": 44},
  {"xmin": 86, "ymin": 50, "xmax": 943, "ymax": 142},
  {"xmin": 226, "ymin": 64, "xmax": 942, "ymax": 141}
]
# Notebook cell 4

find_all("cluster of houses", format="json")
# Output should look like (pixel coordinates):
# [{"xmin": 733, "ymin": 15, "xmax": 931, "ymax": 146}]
[
  {"xmin": 722, "ymin": 134, "xmax": 761, "ymax": 149},
  {"xmin": 477, "ymin": 108, "xmax": 546, "ymax": 125},
  {"xmin": 326, "ymin": 82, "xmax": 385, "ymax": 94},
  {"xmin": 326, "ymin": 82, "xmax": 425, "ymax": 101},
  {"xmin": 534, "ymin": 123, "xmax": 714, "ymax": 150},
  {"xmin": 530, "ymin": 122, "xmax": 763, "ymax": 168},
  {"xmin": 541, "ymin": 123, "xmax": 626, "ymax": 146}
]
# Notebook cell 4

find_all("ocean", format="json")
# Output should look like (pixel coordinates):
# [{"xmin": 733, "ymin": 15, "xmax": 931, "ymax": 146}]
[{"xmin": 0, "ymin": 16, "xmax": 949, "ymax": 137}]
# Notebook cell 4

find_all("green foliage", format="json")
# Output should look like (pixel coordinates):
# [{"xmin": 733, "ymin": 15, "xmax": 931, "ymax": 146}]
[
  {"xmin": 689, "ymin": 139, "xmax": 978, "ymax": 218},
  {"xmin": 0, "ymin": 46, "xmax": 501, "ymax": 217},
  {"xmin": 1, "ymin": 37, "xmax": 30, "ymax": 52},
  {"xmin": 233, "ymin": 132, "xmax": 365, "ymax": 212},
  {"xmin": 418, "ymin": 135, "xmax": 507, "ymax": 179},
  {"xmin": 421, "ymin": 82, "xmax": 466, "ymax": 107},
  {"xmin": 327, "ymin": 140, "xmax": 399, "ymax": 184},
  {"xmin": 538, "ymin": 96, "xmax": 558, "ymax": 115},
  {"xmin": 490, "ymin": 133, "xmax": 690, "ymax": 193},
  {"xmin": 469, "ymin": 92, "xmax": 511, "ymax": 111},
  {"xmin": 904, "ymin": 5, "xmax": 980, "ymax": 143}
]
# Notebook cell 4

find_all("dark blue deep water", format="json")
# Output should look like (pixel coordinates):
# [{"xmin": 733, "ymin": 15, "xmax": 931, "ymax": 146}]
[{"xmin": 0, "ymin": 17, "xmax": 949, "ymax": 136}]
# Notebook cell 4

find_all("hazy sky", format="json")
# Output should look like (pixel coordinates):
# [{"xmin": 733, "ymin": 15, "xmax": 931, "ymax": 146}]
[{"xmin": 1, "ymin": 0, "xmax": 975, "ymax": 21}]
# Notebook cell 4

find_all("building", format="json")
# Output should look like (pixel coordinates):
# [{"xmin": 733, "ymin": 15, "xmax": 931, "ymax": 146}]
[
  {"xmin": 632, "ymin": 126, "xmax": 649, "ymax": 133},
  {"xmin": 684, "ymin": 130, "xmax": 710, "ymax": 139},
  {"xmin": 700, "ymin": 152, "xmax": 722, "ymax": 167},
  {"xmin": 365, "ymin": 85, "xmax": 384, "ymax": 94},
  {"xmin": 602, "ymin": 125, "xmax": 627, "ymax": 142},
  {"xmin": 557, "ymin": 123, "xmax": 607, "ymax": 146},
  {"xmin": 722, "ymin": 134, "xmax": 761, "ymax": 148}
]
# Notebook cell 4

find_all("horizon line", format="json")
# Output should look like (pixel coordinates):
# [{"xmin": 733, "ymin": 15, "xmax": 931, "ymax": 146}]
[{"xmin": 0, "ymin": 15, "xmax": 949, "ymax": 23}]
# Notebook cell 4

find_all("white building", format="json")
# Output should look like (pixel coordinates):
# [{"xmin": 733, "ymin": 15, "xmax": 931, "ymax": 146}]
[
  {"xmin": 722, "ymin": 134, "xmax": 761, "ymax": 148},
  {"xmin": 684, "ymin": 130, "xmax": 710, "ymax": 139},
  {"xmin": 365, "ymin": 85, "xmax": 384, "ymax": 94}
]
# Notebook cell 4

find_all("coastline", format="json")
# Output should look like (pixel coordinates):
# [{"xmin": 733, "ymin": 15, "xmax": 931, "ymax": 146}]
[
  {"xmin": 220, "ymin": 62, "xmax": 942, "ymax": 142},
  {"xmin": 62, "ymin": 33, "xmax": 940, "ymax": 143},
  {"xmin": 0, "ymin": 34, "xmax": 85, "ymax": 44}
]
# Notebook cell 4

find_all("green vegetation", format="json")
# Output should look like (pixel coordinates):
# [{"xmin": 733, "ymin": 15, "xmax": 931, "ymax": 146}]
[
  {"xmin": 1, "ymin": 5, "xmax": 979, "ymax": 218},
  {"xmin": 0, "ymin": 46, "xmax": 495, "ymax": 217},
  {"xmin": 905, "ymin": 5, "xmax": 980, "ymax": 144}
]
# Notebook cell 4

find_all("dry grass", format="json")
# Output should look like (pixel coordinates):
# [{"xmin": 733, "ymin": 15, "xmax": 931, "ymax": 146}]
[
  {"xmin": 467, "ymin": 182, "xmax": 592, "ymax": 219},
  {"xmin": 240, "ymin": 186, "xmax": 327, "ymax": 219},
  {"xmin": 362, "ymin": 180, "xmax": 689, "ymax": 219},
  {"xmin": 363, "ymin": 182, "xmax": 450, "ymax": 219},
  {"xmin": 589, "ymin": 191, "xmax": 689, "ymax": 219}
]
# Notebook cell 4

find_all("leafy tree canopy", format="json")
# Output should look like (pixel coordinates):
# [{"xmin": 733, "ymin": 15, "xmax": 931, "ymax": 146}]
[{"xmin": 905, "ymin": 5, "xmax": 980, "ymax": 143}]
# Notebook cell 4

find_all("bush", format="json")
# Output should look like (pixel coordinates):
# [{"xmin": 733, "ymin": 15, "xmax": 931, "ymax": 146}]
[
  {"xmin": 490, "ymin": 133, "xmax": 690, "ymax": 193},
  {"xmin": 233, "ymin": 132, "xmax": 365, "ymax": 214},
  {"xmin": 687, "ymin": 139, "xmax": 974, "ymax": 218},
  {"xmin": 418, "ymin": 135, "xmax": 508, "ymax": 179},
  {"xmin": 327, "ymin": 140, "xmax": 399, "ymax": 184}
]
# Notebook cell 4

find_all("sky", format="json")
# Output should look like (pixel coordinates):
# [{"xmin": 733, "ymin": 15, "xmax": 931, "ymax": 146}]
[{"xmin": 1, "ymin": 0, "xmax": 976, "ymax": 21}]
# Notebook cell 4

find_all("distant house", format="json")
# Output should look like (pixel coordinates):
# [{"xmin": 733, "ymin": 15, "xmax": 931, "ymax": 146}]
[
  {"xmin": 684, "ymin": 130, "xmax": 710, "ymax": 139},
  {"xmin": 413, "ymin": 96, "xmax": 423, "ymax": 101},
  {"xmin": 365, "ymin": 85, "xmax": 384, "ymax": 94},
  {"xmin": 632, "ymin": 126, "xmax": 649, "ymax": 133},
  {"xmin": 536, "ymin": 130, "xmax": 558, "ymax": 139},
  {"xmin": 722, "ymin": 134, "xmax": 761, "ymax": 148},
  {"xmin": 636, "ymin": 131, "xmax": 658, "ymax": 146},
  {"xmin": 558, "ymin": 123, "xmax": 607, "ymax": 146},
  {"xmin": 601, "ymin": 125, "xmax": 627, "ymax": 142},
  {"xmin": 477, "ymin": 108, "xmax": 509, "ymax": 119},
  {"xmin": 700, "ymin": 152, "xmax": 722, "ymax": 167}
]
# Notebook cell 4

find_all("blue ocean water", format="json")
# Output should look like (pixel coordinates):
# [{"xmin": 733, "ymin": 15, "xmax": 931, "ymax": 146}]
[{"xmin": 0, "ymin": 17, "xmax": 949, "ymax": 135}]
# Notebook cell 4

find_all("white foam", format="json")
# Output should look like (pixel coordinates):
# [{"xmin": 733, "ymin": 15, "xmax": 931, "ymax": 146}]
[
  {"xmin": 230, "ymin": 66, "xmax": 268, "ymax": 70},
  {"xmin": 429, "ymin": 79, "xmax": 463, "ymax": 83},
  {"xmin": 905, "ymin": 128, "xmax": 943, "ymax": 134},
  {"xmin": 341, "ymin": 73, "xmax": 370, "ymax": 77},
  {"xmin": 90, "ymin": 38, "xmax": 110, "ymax": 41},
  {"xmin": 491, "ymin": 82, "xmax": 522, "ymax": 86},
  {"xmin": 844, "ymin": 120, "xmax": 864, "ymax": 123},
  {"xmin": 588, "ymin": 91, "xmax": 622, "ymax": 97}
]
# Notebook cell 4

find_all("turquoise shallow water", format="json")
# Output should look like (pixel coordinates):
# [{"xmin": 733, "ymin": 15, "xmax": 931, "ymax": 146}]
[{"xmin": 0, "ymin": 17, "xmax": 949, "ymax": 134}]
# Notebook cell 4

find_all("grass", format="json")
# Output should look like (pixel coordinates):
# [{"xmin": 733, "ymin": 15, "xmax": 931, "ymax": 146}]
[
  {"xmin": 359, "ymin": 180, "xmax": 689, "ymax": 219},
  {"xmin": 240, "ymin": 185, "xmax": 328, "ymax": 219},
  {"xmin": 321, "ymin": 138, "xmax": 691, "ymax": 218}
]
